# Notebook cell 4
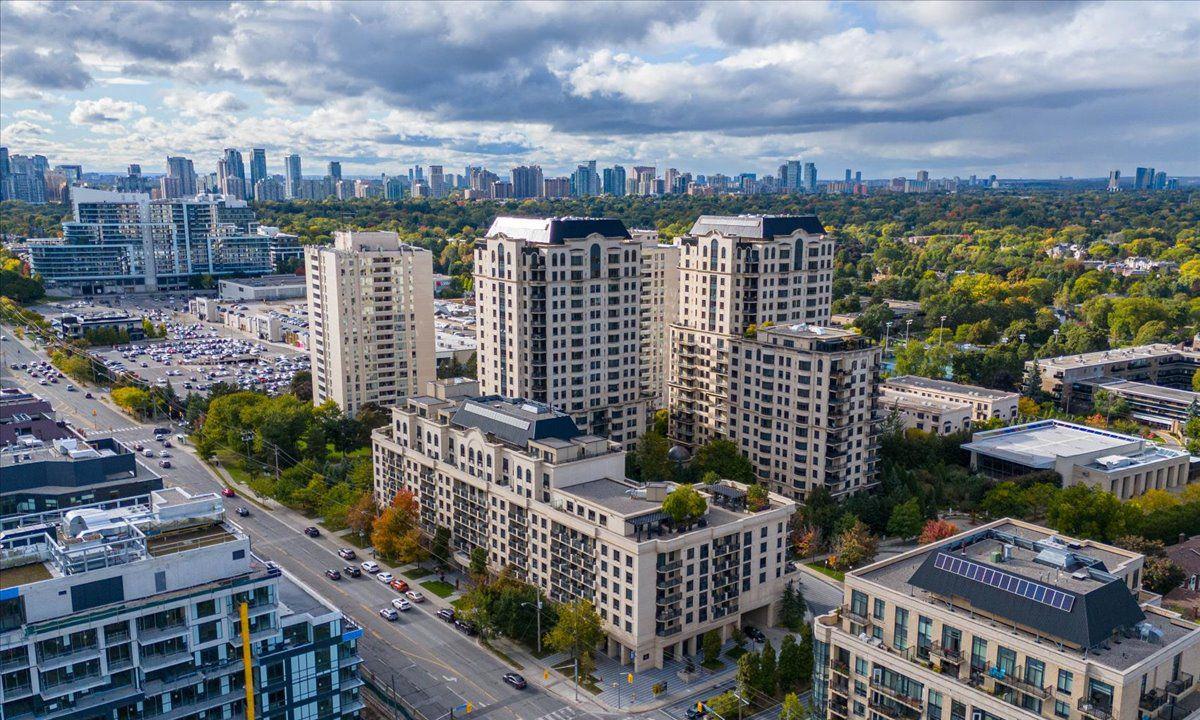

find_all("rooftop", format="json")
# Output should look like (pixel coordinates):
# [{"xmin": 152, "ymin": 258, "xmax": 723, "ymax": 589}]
[
  {"xmin": 1086, "ymin": 377, "xmax": 1200, "ymax": 404},
  {"xmin": 963, "ymin": 420, "xmax": 1141, "ymax": 468},
  {"xmin": 557, "ymin": 479, "xmax": 754, "ymax": 533},
  {"xmin": 856, "ymin": 520, "xmax": 1196, "ymax": 666},
  {"xmin": 881, "ymin": 388, "xmax": 971, "ymax": 413},
  {"xmin": 688, "ymin": 214, "xmax": 825, "ymax": 238},
  {"xmin": 761, "ymin": 323, "xmax": 860, "ymax": 340},
  {"xmin": 885, "ymin": 374, "xmax": 1018, "ymax": 401},
  {"xmin": 221, "ymin": 274, "xmax": 306, "ymax": 288},
  {"xmin": 486, "ymin": 216, "xmax": 631, "ymax": 244},
  {"xmin": 1035, "ymin": 344, "xmax": 1197, "ymax": 369},
  {"xmin": 451, "ymin": 396, "xmax": 583, "ymax": 448}
]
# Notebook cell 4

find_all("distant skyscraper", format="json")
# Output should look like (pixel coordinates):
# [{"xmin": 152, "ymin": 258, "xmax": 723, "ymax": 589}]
[
  {"xmin": 803, "ymin": 162, "xmax": 817, "ymax": 192},
  {"xmin": 164, "ymin": 156, "xmax": 197, "ymax": 198},
  {"xmin": 429, "ymin": 165, "xmax": 446, "ymax": 197},
  {"xmin": 250, "ymin": 148, "xmax": 267, "ymax": 189},
  {"xmin": 510, "ymin": 165, "xmax": 543, "ymax": 198},
  {"xmin": 1108, "ymin": 169, "xmax": 1121, "ymax": 192},
  {"xmin": 1134, "ymin": 167, "xmax": 1152, "ymax": 190},
  {"xmin": 284, "ymin": 153, "xmax": 302, "ymax": 199},
  {"xmin": 56, "ymin": 164, "xmax": 83, "ymax": 184},
  {"xmin": 779, "ymin": 159, "xmax": 803, "ymax": 193},
  {"xmin": 543, "ymin": 176, "xmax": 570, "ymax": 198},
  {"xmin": 916, "ymin": 170, "xmax": 930, "ymax": 183},
  {"xmin": 220, "ymin": 148, "xmax": 247, "ymax": 199},
  {"xmin": 602, "ymin": 165, "xmax": 626, "ymax": 196},
  {"xmin": 1153, "ymin": 170, "xmax": 1167, "ymax": 189},
  {"xmin": 327, "ymin": 161, "xmax": 342, "ymax": 181},
  {"xmin": 632, "ymin": 166, "xmax": 656, "ymax": 196},
  {"xmin": 845, "ymin": 169, "xmax": 852, "ymax": 183},
  {"xmin": 855, "ymin": 171, "xmax": 862, "ymax": 184},
  {"xmin": 570, "ymin": 161, "xmax": 599, "ymax": 197}
]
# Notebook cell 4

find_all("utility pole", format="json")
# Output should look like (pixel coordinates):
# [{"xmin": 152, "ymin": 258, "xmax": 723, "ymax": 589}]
[
  {"xmin": 574, "ymin": 657, "xmax": 579, "ymax": 702},
  {"xmin": 273, "ymin": 445, "xmax": 280, "ymax": 482}
]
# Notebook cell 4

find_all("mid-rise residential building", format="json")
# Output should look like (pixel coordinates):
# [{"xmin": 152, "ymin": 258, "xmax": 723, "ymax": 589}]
[
  {"xmin": 511, "ymin": 165, "xmax": 543, "ymax": 199},
  {"xmin": 883, "ymin": 375, "xmax": 1018, "ymax": 424},
  {"xmin": 474, "ymin": 217, "xmax": 650, "ymax": 448},
  {"xmin": 963, "ymin": 420, "xmax": 1193, "ymax": 499},
  {"xmin": 669, "ymin": 215, "xmax": 835, "ymax": 448},
  {"xmin": 631, "ymin": 230, "xmax": 680, "ymax": 411},
  {"xmin": 305, "ymin": 230, "xmax": 435, "ymax": 415},
  {"xmin": 372, "ymin": 379, "xmax": 798, "ymax": 671},
  {"xmin": 729, "ymin": 324, "xmax": 880, "ymax": 500},
  {"xmin": 881, "ymin": 386, "xmax": 973, "ymax": 436},
  {"xmin": 0, "ymin": 487, "xmax": 364, "ymax": 720},
  {"xmin": 812, "ymin": 518, "xmax": 1200, "ymax": 720},
  {"xmin": 163, "ymin": 156, "xmax": 197, "ymax": 198}
]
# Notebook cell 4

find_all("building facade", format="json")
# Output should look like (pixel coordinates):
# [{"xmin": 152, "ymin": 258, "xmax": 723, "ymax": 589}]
[
  {"xmin": 811, "ymin": 518, "xmax": 1200, "ymax": 720},
  {"xmin": 304, "ymin": 230, "xmax": 435, "ymax": 416},
  {"xmin": 729, "ymin": 324, "xmax": 880, "ymax": 500},
  {"xmin": 668, "ymin": 215, "xmax": 835, "ymax": 448},
  {"xmin": 372, "ymin": 380, "xmax": 798, "ymax": 671},
  {"xmin": 883, "ymin": 375, "xmax": 1018, "ymax": 424},
  {"xmin": 880, "ymin": 387, "xmax": 973, "ymax": 436},
  {"xmin": 0, "ymin": 488, "xmax": 364, "ymax": 720},
  {"xmin": 632, "ymin": 231, "xmax": 680, "ymax": 411},
  {"xmin": 474, "ymin": 217, "xmax": 650, "ymax": 449}
]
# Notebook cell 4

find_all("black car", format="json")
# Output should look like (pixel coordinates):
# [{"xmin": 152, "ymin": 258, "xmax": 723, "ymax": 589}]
[
  {"xmin": 502, "ymin": 673, "xmax": 527, "ymax": 689},
  {"xmin": 304, "ymin": 527, "xmax": 320, "ymax": 538},
  {"xmin": 235, "ymin": 507, "xmax": 250, "ymax": 517},
  {"xmin": 685, "ymin": 707, "xmax": 707, "ymax": 720},
  {"xmin": 743, "ymin": 626, "xmax": 765, "ymax": 642},
  {"xmin": 454, "ymin": 619, "xmax": 478, "ymax": 636},
  {"xmin": 436, "ymin": 608, "xmax": 456, "ymax": 622},
  {"xmin": 343, "ymin": 565, "xmax": 362, "ymax": 578},
  {"xmin": 85, "ymin": 392, "xmax": 94, "ymax": 399},
  {"xmin": 338, "ymin": 548, "xmax": 357, "ymax": 560},
  {"xmin": 325, "ymin": 569, "xmax": 341, "ymax": 581}
]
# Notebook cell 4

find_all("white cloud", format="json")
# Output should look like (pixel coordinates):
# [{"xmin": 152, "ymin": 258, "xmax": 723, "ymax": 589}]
[
  {"xmin": 162, "ymin": 90, "xmax": 248, "ymax": 116},
  {"xmin": 13, "ymin": 109, "xmax": 52, "ymax": 122},
  {"xmin": 69, "ymin": 97, "xmax": 146, "ymax": 125}
]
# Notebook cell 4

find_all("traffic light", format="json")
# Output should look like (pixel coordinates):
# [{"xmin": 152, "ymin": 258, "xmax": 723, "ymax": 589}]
[
  {"xmin": 627, "ymin": 673, "xmax": 633, "ymax": 684},
  {"xmin": 466, "ymin": 703, "xmax": 473, "ymax": 714},
  {"xmin": 698, "ymin": 702, "xmax": 704, "ymax": 712},
  {"xmin": 543, "ymin": 669, "xmax": 549, "ymax": 680}
]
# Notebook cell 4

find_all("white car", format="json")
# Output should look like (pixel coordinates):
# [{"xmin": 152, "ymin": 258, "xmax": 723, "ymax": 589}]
[
  {"xmin": 391, "ymin": 597, "xmax": 412, "ymax": 611},
  {"xmin": 361, "ymin": 561, "xmax": 380, "ymax": 574},
  {"xmin": 404, "ymin": 590, "xmax": 425, "ymax": 603},
  {"xmin": 376, "ymin": 572, "xmax": 395, "ymax": 584}
]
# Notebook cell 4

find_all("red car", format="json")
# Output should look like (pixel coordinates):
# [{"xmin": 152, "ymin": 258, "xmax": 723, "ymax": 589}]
[
  {"xmin": 389, "ymin": 579, "xmax": 410, "ymax": 593},
  {"xmin": 221, "ymin": 487, "xmax": 236, "ymax": 498}
]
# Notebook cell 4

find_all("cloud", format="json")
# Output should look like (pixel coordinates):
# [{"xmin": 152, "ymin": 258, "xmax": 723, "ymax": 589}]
[
  {"xmin": 0, "ymin": 47, "xmax": 91, "ymax": 90},
  {"xmin": 13, "ymin": 109, "xmax": 53, "ymax": 123},
  {"xmin": 163, "ymin": 90, "xmax": 249, "ymax": 116},
  {"xmin": 0, "ymin": 120, "xmax": 50, "ymax": 139},
  {"xmin": 69, "ymin": 98, "xmax": 146, "ymax": 125}
]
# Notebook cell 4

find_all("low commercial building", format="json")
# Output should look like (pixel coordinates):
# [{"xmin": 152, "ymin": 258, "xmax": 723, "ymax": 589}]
[
  {"xmin": 963, "ymin": 420, "xmax": 1192, "ymax": 499},
  {"xmin": 880, "ymin": 387, "xmax": 972, "ymax": 436},
  {"xmin": 57, "ymin": 312, "xmax": 145, "ymax": 343},
  {"xmin": 812, "ymin": 518, "xmax": 1200, "ymax": 720},
  {"xmin": 883, "ymin": 375, "xmax": 1018, "ymax": 424},
  {"xmin": 1031, "ymin": 345, "xmax": 1200, "ymax": 416},
  {"xmin": 1, "ymin": 435, "xmax": 163, "ymax": 524},
  {"xmin": 372, "ymin": 379, "xmax": 798, "ymax": 671},
  {"xmin": 0, "ymin": 389, "xmax": 68, "ymax": 446},
  {"xmin": 0, "ymin": 487, "xmax": 364, "ymax": 720},
  {"xmin": 219, "ymin": 274, "xmax": 307, "ymax": 302}
]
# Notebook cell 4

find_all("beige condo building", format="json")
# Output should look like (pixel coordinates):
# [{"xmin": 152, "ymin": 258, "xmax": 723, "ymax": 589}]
[
  {"xmin": 474, "ymin": 217, "xmax": 649, "ymax": 449},
  {"xmin": 729, "ymin": 323, "xmax": 881, "ymax": 500},
  {"xmin": 372, "ymin": 379, "xmax": 798, "ymax": 671},
  {"xmin": 304, "ymin": 230, "xmax": 435, "ymax": 415},
  {"xmin": 883, "ymin": 375, "xmax": 1019, "ymax": 425},
  {"xmin": 631, "ymin": 230, "xmax": 680, "ymax": 411},
  {"xmin": 812, "ymin": 518, "xmax": 1200, "ymax": 720},
  {"xmin": 668, "ymin": 215, "xmax": 835, "ymax": 449}
]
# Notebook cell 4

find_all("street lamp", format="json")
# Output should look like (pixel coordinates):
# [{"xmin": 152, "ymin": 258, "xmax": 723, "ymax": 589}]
[
  {"xmin": 884, "ymin": 321, "xmax": 893, "ymax": 355},
  {"xmin": 522, "ymin": 600, "xmax": 543, "ymax": 654},
  {"xmin": 938, "ymin": 315, "xmax": 947, "ymax": 340},
  {"xmin": 905, "ymin": 319, "xmax": 913, "ymax": 344}
]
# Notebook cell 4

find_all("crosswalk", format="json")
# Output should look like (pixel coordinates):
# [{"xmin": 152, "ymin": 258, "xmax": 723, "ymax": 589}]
[{"xmin": 533, "ymin": 708, "xmax": 580, "ymax": 720}]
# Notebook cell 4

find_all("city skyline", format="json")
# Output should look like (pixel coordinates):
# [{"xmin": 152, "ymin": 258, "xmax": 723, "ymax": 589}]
[{"xmin": 1, "ymin": 1, "xmax": 1197, "ymax": 179}]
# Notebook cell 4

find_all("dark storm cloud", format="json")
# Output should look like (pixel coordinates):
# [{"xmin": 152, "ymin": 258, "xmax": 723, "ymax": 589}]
[{"xmin": 1, "ymin": 47, "xmax": 92, "ymax": 90}]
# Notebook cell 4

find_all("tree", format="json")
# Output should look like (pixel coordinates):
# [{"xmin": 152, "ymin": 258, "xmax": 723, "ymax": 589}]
[
  {"xmin": 779, "ymin": 581, "xmax": 806, "ymax": 631},
  {"xmin": 1143, "ymin": 556, "xmax": 1186, "ymax": 594},
  {"xmin": 1091, "ymin": 389, "xmax": 1129, "ymax": 422},
  {"xmin": 886, "ymin": 497, "xmax": 924, "ymax": 538},
  {"xmin": 830, "ymin": 519, "xmax": 878, "ymax": 571},
  {"xmin": 702, "ymin": 630, "xmax": 722, "ymax": 667},
  {"xmin": 662, "ymin": 484, "xmax": 707, "ymax": 526},
  {"xmin": 918, "ymin": 519, "xmax": 959, "ymax": 544},
  {"xmin": 707, "ymin": 691, "xmax": 741, "ymax": 720},
  {"xmin": 371, "ymin": 490, "xmax": 424, "ymax": 563},
  {"xmin": 544, "ymin": 600, "xmax": 605, "ymax": 679},
  {"xmin": 431, "ymin": 525, "xmax": 451, "ymax": 566},
  {"xmin": 777, "ymin": 635, "xmax": 802, "ymax": 691},
  {"xmin": 796, "ymin": 624, "xmax": 814, "ymax": 685},
  {"xmin": 691, "ymin": 438, "xmax": 755, "ymax": 483},
  {"xmin": 700, "ymin": 470, "xmax": 720, "ymax": 485},
  {"xmin": 747, "ymin": 483, "xmax": 769, "ymax": 511},
  {"xmin": 1046, "ymin": 484, "xmax": 1137, "ymax": 542},
  {"xmin": 792, "ymin": 523, "xmax": 823, "ymax": 559},
  {"xmin": 112, "ymin": 386, "xmax": 151, "ymax": 417},
  {"xmin": 470, "ymin": 546, "xmax": 488, "ymax": 576},
  {"xmin": 779, "ymin": 693, "xmax": 805, "ymax": 720},
  {"xmin": 1130, "ymin": 488, "xmax": 1180, "ymax": 515},
  {"xmin": 635, "ymin": 431, "xmax": 675, "ymax": 484},
  {"xmin": 757, "ymin": 638, "xmax": 777, "ymax": 696},
  {"xmin": 735, "ymin": 651, "xmax": 759, "ymax": 700}
]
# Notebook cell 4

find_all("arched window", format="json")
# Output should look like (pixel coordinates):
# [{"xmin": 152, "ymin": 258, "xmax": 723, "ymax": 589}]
[
  {"xmin": 590, "ymin": 243, "xmax": 602, "ymax": 278},
  {"xmin": 709, "ymin": 239, "xmax": 719, "ymax": 270},
  {"xmin": 793, "ymin": 239, "xmax": 804, "ymax": 271}
]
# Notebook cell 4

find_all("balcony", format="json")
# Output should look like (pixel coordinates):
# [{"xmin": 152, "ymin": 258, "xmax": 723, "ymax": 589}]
[
  {"xmin": 988, "ymin": 664, "xmax": 1051, "ymax": 700},
  {"xmin": 37, "ymin": 644, "xmax": 101, "ymax": 672},
  {"xmin": 871, "ymin": 682, "xmax": 923, "ymax": 712},
  {"xmin": 830, "ymin": 659, "xmax": 850, "ymax": 678},
  {"xmin": 656, "ymin": 559, "xmax": 683, "ymax": 573},
  {"xmin": 840, "ymin": 605, "xmax": 871, "ymax": 627},
  {"xmin": 929, "ymin": 642, "xmax": 962, "ymax": 664},
  {"xmin": 137, "ymin": 622, "xmax": 190, "ymax": 644},
  {"xmin": 141, "ymin": 647, "xmax": 194, "ymax": 671},
  {"xmin": 656, "ymin": 575, "xmax": 682, "ymax": 590},
  {"xmin": 1167, "ymin": 672, "xmax": 1194, "ymax": 696},
  {"xmin": 1078, "ymin": 697, "xmax": 1114, "ymax": 720}
]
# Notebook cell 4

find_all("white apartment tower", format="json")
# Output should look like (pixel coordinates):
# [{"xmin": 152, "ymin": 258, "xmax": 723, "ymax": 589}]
[
  {"xmin": 669, "ymin": 215, "xmax": 835, "ymax": 448},
  {"xmin": 631, "ymin": 229, "xmax": 680, "ymax": 411},
  {"xmin": 730, "ymin": 324, "xmax": 881, "ymax": 500},
  {"xmin": 474, "ymin": 217, "xmax": 650, "ymax": 448},
  {"xmin": 305, "ymin": 230, "xmax": 435, "ymax": 415}
]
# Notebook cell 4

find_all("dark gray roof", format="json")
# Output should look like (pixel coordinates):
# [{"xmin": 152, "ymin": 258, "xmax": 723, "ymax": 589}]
[
  {"xmin": 907, "ymin": 550, "xmax": 1145, "ymax": 649},
  {"xmin": 689, "ymin": 215, "xmax": 825, "ymax": 238},
  {"xmin": 486, "ymin": 216, "xmax": 631, "ymax": 244},
  {"xmin": 706, "ymin": 484, "xmax": 746, "ymax": 499},
  {"xmin": 450, "ymin": 396, "xmax": 581, "ymax": 447}
]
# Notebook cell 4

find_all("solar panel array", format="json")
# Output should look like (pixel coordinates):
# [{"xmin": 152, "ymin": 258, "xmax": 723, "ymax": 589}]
[{"xmin": 934, "ymin": 552, "xmax": 1075, "ymax": 612}]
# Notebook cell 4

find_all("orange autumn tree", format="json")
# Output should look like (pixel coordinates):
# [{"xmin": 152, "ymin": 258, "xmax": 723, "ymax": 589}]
[
  {"xmin": 371, "ymin": 490, "xmax": 427, "ymax": 564},
  {"xmin": 918, "ymin": 519, "xmax": 959, "ymax": 545}
]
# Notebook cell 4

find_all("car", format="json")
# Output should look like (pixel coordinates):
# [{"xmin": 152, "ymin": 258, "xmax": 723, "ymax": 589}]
[
  {"xmin": 685, "ymin": 708, "xmax": 707, "ymax": 720},
  {"xmin": 221, "ymin": 487, "xmax": 236, "ymax": 498},
  {"xmin": 303, "ymin": 526, "xmax": 320, "ymax": 538},
  {"xmin": 159, "ymin": 450, "xmax": 170, "ymax": 458},
  {"xmin": 361, "ymin": 561, "xmax": 380, "ymax": 574},
  {"xmin": 389, "ymin": 579, "xmax": 410, "ymax": 593},
  {"xmin": 379, "ymin": 608, "xmax": 399, "ymax": 621},
  {"xmin": 134, "ymin": 443, "xmax": 145, "ymax": 451},
  {"xmin": 743, "ymin": 626, "xmax": 765, "ymax": 642},
  {"xmin": 502, "ymin": 673, "xmax": 527, "ymax": 689},
  {"xmin": 162, "ymin": 440, "xmax": 172, "ymax": 448},
  {"xmin": 343, "ymin": 565, "xmax": 361, "ymax": 578},
  {"xmin": 404, "ymin": 590, "xmax": 425, "ymax": 603},
  {"xmin": 376, "ymin": 572, "xmax": 395, "ymax": 584},
  {"xmin": 235, "ymin": 507, "xmax": 250, "ymax": 517},
  {"xmin": 159, "ymin": 460, "xmax": 171, "ymax": 469},
  {"xmin": 436, "ymin": 608, "xmax": 456, "ymax": 622},
  {"xmin": 143, "ymin": 449, "xmax": 155, "ymax": 458},
  {"xmin": 325, "ymin": 569, "xmax": 342, "ymax": 581},
  {"xmin": 391, "ymin": 597, "xmax": 412, "ymax": 611},
  {"xmin": 338, "ymin": 548, "xmax": 357, "ymax": 560},
  {"xmin": 85, "ymin": 392, "xmax": 94, "ymax": 399},
  {"xmin": 66, "ymin": 385, "xmax": 76, "ymax": 392},
  {"xmin": 454, "ymin": 619, "xmax": 478, "ymax": 636}
]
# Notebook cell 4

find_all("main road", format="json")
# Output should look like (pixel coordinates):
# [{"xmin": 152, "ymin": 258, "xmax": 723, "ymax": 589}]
[{"xmin": 0, "ymin": 329, "xmax": 611, "ymax": 720}]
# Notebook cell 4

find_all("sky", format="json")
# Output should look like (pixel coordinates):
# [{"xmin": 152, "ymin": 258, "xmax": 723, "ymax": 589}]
[{"xmin": 1, "ymin": 0, "xmax": 1198, "ymax": 179}]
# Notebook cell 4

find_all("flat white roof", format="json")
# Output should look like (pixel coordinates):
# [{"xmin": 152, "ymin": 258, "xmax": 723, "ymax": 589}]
[{"xmin": 963, "ymin": 420, "xmax": 1139, "ymax": 468}]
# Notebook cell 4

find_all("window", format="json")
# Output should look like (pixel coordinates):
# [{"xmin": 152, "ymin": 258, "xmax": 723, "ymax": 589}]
[
  {"xmin": 1054, "ymin": 700, "xmax": 1070, "ymax": 718},
  {"xmin": 1057, "ymin": 669, "xmax": 1073, "ymax": 694},
  {"xmin": 873, "ymin": 598, "xmax": 885, "ymax": 620},
  {"xmin": 970, "ymin": 638, "xmax": 988, "ymax": 672},
  {"xmin": 996, "ymin": 646, "xmax": 1017, "ymax": 676},
  {"xmin": 917, "ymin": 616, "xmax": 933, "ymax": 657},
  {"xmin": 893, "ymin": 608, "xmax": 908, "ymax": 651}
]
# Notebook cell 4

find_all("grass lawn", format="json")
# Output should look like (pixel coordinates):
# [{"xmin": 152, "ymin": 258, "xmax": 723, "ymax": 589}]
[
  {"xmin": 339, "ymin": 530, "xmax": 372, "ymax": 548},
  {"xmin": 404, "ymin": 566, "xmax": 433, "ymax": 579},
  {"xmin": 421, "ymin": 580, "xmax": 456, "ymax": 598},
  {"xmin": 725, "ymin": 647, "xmax": 748, "ymax": 660},
  {"xmin": 481, "ymin": 638, "xmax": 524, "ymax": 670},
  {"xmin": 805, "ymin": 562, "xmax": 846, "ymax": 582}
]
